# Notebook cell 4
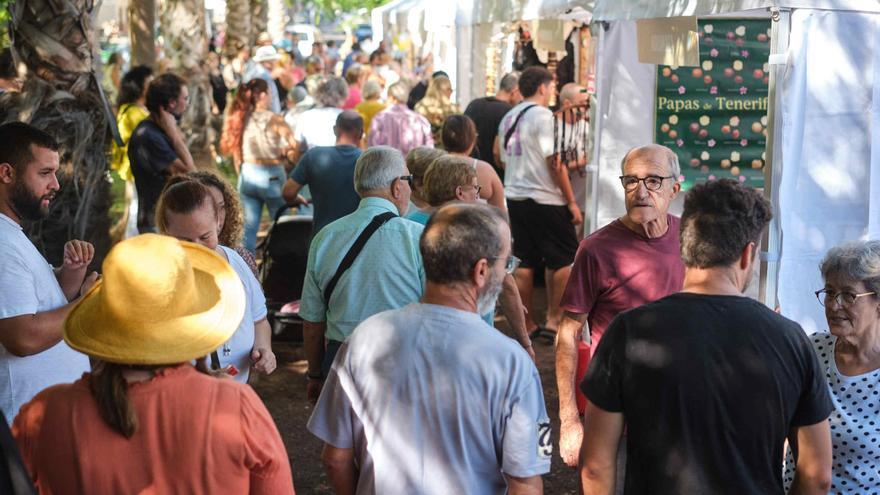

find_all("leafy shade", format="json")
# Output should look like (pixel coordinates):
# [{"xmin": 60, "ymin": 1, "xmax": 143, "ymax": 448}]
[{"xmin": 302, "ymin": 0, "xmax": 392, "ymax": 20}]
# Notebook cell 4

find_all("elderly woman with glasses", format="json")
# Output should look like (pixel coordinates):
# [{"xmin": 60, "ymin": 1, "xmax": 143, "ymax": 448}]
[{"xmin": 783, "ymin": 240, "xmax": 880, "ymax": 492}]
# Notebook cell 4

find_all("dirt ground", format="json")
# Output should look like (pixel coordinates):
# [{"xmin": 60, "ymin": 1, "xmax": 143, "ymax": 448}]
[{"xmin": 251, "ymin": 294, "xmax": 581, "ymax": 494}]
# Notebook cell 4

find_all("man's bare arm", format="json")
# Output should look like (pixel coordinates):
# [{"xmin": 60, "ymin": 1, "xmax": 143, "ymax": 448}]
[
  {"xmin": 788, "ymin": 420, "xmax": 833, "ymax": 495},
  {"xmin": 303, "ymin": 319, "xmax": 326, "ymax": 404},
  {"xmin": 494, "ymin": 135, "xmax": 505, "ymax": 169},
  {"xmin": 0, "ymin": 306, "xmax": 73, "ymax": 356},
  {"xmin": 546, "ymin": 156, "xmax": 582, "ymax": 225},
  {"xmin": 321, "ymin": 444, "xmax": 358, "ymax": 495},
  {"xmin": 580, "ymin": 402, "xmax": 624, "ymax": 495},
  {"xmin": 556, "ymin": 311, "xmax": 587, "ymax": 466},
  {"xmin": 505, "ymin": 474, "xmax": 543, "ymax": 495},
  {"xmin": 282, "ymin": 178, "xmax": 304, "ymax": 205},
  {"xmin": 498, "ymin": 274, "xmax": 535, "ymax": 362}
]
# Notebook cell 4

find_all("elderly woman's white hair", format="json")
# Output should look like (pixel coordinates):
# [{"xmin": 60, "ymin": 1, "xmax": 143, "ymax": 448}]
[
  {"xmin": 387, "ymin": 81, "xmax": 411, "ymax": 104},
  {"xmin": 315, "ymin": 76, "xmax": 349, "ymax": 108},
  {"xmin": 353, "ymin": 145, "xmax": 406, "ymax": 195},
  {"xmin": 362, "ymin": 80, "xmax": 382, "ymax": 100},
  {"xmin": 820, "ymin": 240, "xmax": 880, "ymax": 294}
]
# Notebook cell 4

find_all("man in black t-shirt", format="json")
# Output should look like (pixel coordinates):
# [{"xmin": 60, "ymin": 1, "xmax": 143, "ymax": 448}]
[
  {"xmin": 580, "ymin": 179, "xmax": 833, "ymax": 495},
  {"xmin": 463, "ymin": 72, "xmax": 522, "ymax": 178},
  {"xmin": 128, "ymin": 73, "xmax": 195, "ymax": 233}
]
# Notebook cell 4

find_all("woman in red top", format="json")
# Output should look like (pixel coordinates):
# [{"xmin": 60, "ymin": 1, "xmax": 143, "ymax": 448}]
[{"xmin": 12, "ymin": 234, "xmax": 295, "ymax": 494}]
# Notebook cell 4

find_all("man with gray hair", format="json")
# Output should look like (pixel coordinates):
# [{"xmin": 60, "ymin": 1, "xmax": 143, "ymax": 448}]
[
  {"xmin": 309, "ymin": 203, "xmax": 551, "ymax": 495},
  {"xmin": 464, "ymin": 72, "xmax": 523, "ymax": 177},
  {"xmin": 368, "ymin": 81, "xmax": 433, "ymax": 157},
  {"xmin": 300, "ymin": 145, "xmax": 424, "ymax": 403},
  {"xmin": 555, "ymin": 144, "xmax": 686, "ymax": 469}
]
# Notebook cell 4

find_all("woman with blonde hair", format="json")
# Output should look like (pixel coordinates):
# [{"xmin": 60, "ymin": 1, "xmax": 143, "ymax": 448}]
[
  {"xmin": 220, "ymin": 78, "xmax": 297, "ymax": 253},
  {"xmin": 414, "ymin": 75, "xmax": 459, "ymax": 145},
  {"xmin": 441, "ymin": 114, "xmax": 506, "ymax": 210},
  {"xmin": 404, "ymin": 146, "xmax": 445, "ymax": 223}
]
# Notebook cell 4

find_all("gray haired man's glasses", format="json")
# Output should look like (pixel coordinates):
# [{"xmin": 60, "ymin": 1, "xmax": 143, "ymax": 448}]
[
  {"xmin": 619, "ymin": 175, "xmax": 674, "ymax": 192},
  {"xmin": 815, "ymin": 288, "xmax": 876, "ymax": 307},
  {"xmin": 489, "ymin": 255, "xmax": 521, "ymax": 274}
]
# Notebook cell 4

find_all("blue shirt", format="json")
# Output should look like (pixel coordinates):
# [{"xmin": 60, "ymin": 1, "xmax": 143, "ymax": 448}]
[
  {"xmin": 308, "ymin": 303, "xmax": 551, "ymax": 494},
  {"xmin": 291, "ymin": 145, "xmax": 362, "ymax": 235},
  {"xmin": 299, "ymin": 197, "xmax": 425, "ymax": 342}
]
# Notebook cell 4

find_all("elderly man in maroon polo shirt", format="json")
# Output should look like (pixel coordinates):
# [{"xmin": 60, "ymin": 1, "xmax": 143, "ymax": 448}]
[{"xmin": 555, "ymin": 144, "xmax": 686, "ymax": 468}]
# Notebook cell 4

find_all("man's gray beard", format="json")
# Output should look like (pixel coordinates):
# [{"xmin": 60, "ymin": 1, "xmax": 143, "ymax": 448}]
[{"xmin": 476, "ymin": 272, "xmax": 504, "ymax": 316}]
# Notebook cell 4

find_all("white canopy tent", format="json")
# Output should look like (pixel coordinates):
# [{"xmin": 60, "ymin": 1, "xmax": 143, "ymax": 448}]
[
  {"xmin": 454, "ymin": 0, "xmax": 594, "ymax": 105},
  {"xmin": 589, "ymin": 0, "xmax": 880, "ymax": 332}
]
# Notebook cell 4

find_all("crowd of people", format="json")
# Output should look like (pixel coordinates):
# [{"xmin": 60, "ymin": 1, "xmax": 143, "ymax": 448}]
[{"xmin": 0, "ymin": 30, "xmax": 875, "ymax": 495}]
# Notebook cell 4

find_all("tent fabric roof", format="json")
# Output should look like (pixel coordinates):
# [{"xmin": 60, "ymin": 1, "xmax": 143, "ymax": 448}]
[
  {"xmin": 459, "ymin": 0, "xmax": 595, "ymax": 25},
  {"xmin": 592, "ymin": 0, "xmax": 880, "ymax": 20}
]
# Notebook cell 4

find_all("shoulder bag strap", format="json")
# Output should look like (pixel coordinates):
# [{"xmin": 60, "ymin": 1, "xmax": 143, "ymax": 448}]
[
  {"xmin": 503, "ymin": 104, "xmax": 538, "ymax": 150},
  {"xmin": 323, "ymin": 211, "xmax": 397, "ymax": 304},
  {"xmin": 210, "ymin": 351, "xmax": 221, "ymax": 370}
]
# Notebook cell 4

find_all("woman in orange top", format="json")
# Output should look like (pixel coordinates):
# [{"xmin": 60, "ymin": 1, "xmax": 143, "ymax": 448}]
[{"xmin": 12, "ymin": 234, "xmax": 295, "ymax": 494}]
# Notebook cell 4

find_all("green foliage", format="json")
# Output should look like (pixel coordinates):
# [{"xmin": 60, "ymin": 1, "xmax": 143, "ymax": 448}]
[
  {"xmin": 302, "ymin": 0, "xmax": 392, "ymax": 20},
  {"xmin": 0, "ymin": 0, "xmax": 10, "ymax": 49}
]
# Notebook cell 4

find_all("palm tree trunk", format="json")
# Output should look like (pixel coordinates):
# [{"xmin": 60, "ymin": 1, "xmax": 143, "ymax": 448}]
[
  {"xmin": 223, "ymin": 0, "xmax": 251, "ymax": 58},
  {"xmin": 249, "ymin": 0, "xmax": 268, "ymax": 46},
  {"xmin": 129, "ymin": 0, "xmax": 157, "ymax": 68},
  {"xmin": 160, "ymin": 0, "xmax": 212, "ymax": 168},
  {"xmin": 1, "ymin": 0, "xmax": 112, "ymax": 267},
  {"xmin": 267, "ymin": 0, "xmax": 286, "ymax": 43}
]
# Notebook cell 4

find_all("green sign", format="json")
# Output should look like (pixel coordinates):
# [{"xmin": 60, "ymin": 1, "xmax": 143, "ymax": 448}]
[{"xmin": 655, "ymin": 19, "xmax": 771, "ymax": 189}]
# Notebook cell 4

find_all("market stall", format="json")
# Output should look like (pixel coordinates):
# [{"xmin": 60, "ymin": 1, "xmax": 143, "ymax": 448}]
[{"xmin": 589, "ymin": 0, "xmax": 880, "ymax": 331}]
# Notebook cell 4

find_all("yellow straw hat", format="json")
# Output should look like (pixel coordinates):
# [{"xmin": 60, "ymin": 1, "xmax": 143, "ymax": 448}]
[{"xmin": 64, "ymin": 234, "xmax": 246, "ymax": 365}]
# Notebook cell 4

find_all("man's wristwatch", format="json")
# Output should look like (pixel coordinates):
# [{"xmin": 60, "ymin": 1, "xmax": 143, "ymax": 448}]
[{"xmin": 307, "ymin": 370, "xmax": 323, "ymax": 380}]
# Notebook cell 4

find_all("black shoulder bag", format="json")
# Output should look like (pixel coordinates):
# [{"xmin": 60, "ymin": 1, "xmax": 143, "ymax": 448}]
[
  {"xmin": 323, "ymin": 211, "xmax": 398, "ymax": 304},
  {"xmin": 503, "ymin": 104, "xmax": 538, "ymax": 150}
]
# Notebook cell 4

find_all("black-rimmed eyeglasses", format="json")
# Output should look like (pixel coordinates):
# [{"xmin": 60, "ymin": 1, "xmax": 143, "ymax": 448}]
[
  {"xmin": 396, "ymin": 175, "xmax": 413, "ymax": 183},
  {"xmin": 815, "ymin": 288, "xmax": 876, "ymax": 307},
  {"xmin": 619, "ymin": 175, "xmax": 674, "ymax": 192}
]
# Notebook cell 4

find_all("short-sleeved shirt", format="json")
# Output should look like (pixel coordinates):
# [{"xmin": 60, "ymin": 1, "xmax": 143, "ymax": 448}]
[
  {"xmin": 292, "ymin": 107, "xmax": 342, "ymax": 153},
  {"xmin": 0, "ymin": 214, "xmax": 89, "ymax": 423},
  {"xmin": 583, "ymin": 293, "xmax": 833, "ymax": 495},
  {"xmin": 13, "ymin": 365, "xmax": 294, "ymax": 494},
  {"xmin": 783, "ymin": 332, "xmax": 880, "ymax": 493},
  {"xmin": 464, "ymin": 96, "xmax": 512, "ymax": 173},
  {"xmin": 308, "ymin": 303, "xmax": 551, "ymax": 495},
  {"xmin": 355, "ymin": 100, "xmax": 387, "ymax": 137},
  {"xmin": 216, "ymin": 246, "xmax": 268, "ymax": 384},
  {"xmin": 110, "ymin": 103, "xmax": 150, "ymax": 182},
  {"xmin": 560, "ymin": 215, "xmax": 685, "ymax": 352},
  {"xmin": 367, "ymin": 104, "xmax": 434, "ymax": 158},
  {"xmin": 290, "ymin": 145, "xmax": 362, "ymax": 235},
  {"xmin": 128, "ymin": 119, "xmax": 178, "ymax": 233},
  {"xmin": 498, "ymin": 102, "xmax": 562, "ymax": 205},
  {"xmin": 299, "ymin": 197, "xmax": 425, "ymax": 342}
]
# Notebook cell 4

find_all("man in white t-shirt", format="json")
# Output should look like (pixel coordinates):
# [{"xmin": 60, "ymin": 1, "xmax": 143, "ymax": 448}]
[
  {"xmin": 0, "ymin": 122, "xmax": 95, "ymax": 422},
  {"xmin": 498, "ymin": 67, "xmax": 581, "ymax": 337},
  {"xmin": 309, "ymin": 204, "xmax": 551, "ymax": 494}
]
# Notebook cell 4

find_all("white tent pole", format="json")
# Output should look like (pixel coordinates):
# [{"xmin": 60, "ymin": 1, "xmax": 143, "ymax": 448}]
[
  {"xmin": 586, "ymin": 22, "xmax": 606, "ymax": 235},
  {"xmin": 759, "ymin": 7, "xmax": 791, "ymax": 309}
]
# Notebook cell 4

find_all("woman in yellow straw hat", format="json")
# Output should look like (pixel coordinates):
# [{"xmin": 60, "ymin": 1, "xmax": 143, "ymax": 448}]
[
  {"xmin": 11, "ymin": 234, "xmax": 295, "ymax": 494},
  {"xmin": 155, "ymin": 179, "xmax": 276, "ymax": 384}
]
